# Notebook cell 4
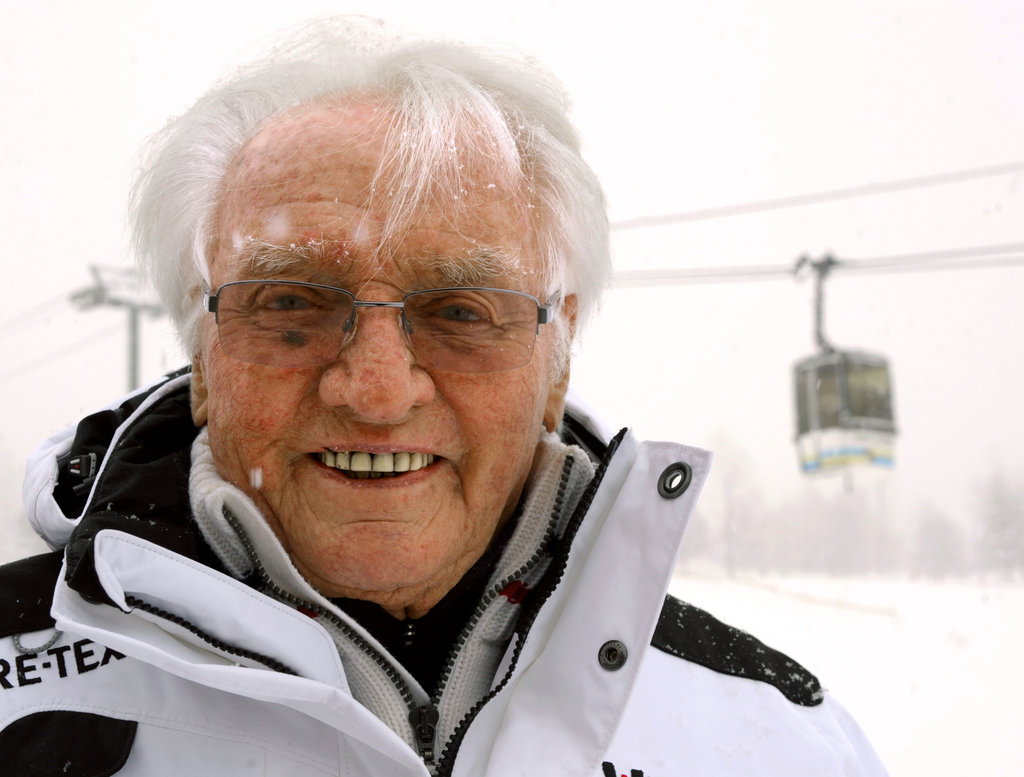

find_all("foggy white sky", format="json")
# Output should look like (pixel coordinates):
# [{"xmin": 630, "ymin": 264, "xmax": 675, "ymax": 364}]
[{"xmin": 1, "ymin": 0, "xmax": 1022, "ymax": 560}]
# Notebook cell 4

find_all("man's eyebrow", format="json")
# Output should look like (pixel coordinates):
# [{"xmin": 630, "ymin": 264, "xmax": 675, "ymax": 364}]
[
  {"xmin": 419, "ymin": 249, "xmax": 526, "ymax": 288},
  {"xmin": 236, "ymin": 239, "xmax": 354, "ymax": 286},
  {"xmin": 235, "ymin": 239, "xmax": 527, "ymax": 288},
  {"xmin": 240, "ymin": 241, "xmax": 316, "ymax": 279}
]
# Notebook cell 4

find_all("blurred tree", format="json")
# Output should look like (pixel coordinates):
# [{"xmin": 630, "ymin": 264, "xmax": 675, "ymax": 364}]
[
  {"xmin": 975, "ymin": 472, "xmax": 1024, "ymax": 580},
  {"xmin": 910, "ymin": 502, "xmax": 970, "ymax": 578}
]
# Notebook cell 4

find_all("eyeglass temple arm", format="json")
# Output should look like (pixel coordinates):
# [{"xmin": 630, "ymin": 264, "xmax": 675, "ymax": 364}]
[
  {"xmin": 537, "ymin": 297, "xmax": 561, "ymax": 328},
  {"xmin": 203, "ymin": 291, "xmax": 219, "ymax": 317}
]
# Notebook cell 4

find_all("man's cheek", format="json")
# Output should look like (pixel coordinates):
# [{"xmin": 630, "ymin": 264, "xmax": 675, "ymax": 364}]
[
  {"xmin": 211, "ymin": 406, "xmax": 282, "ymax": 454},
  {"xmin": 208, "ymin": 367, "xmax": 287, "ymax": 434}
]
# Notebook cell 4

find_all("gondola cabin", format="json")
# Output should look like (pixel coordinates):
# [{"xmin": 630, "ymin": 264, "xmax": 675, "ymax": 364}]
[{"xmin": 793, "ymin": 350, "xmax": 896, "ymax": 473}]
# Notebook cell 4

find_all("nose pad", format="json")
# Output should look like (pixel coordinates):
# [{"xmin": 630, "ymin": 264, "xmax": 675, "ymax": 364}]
[
  {"xmin": 399, "ymin": 311, "xmax": 415, "ymax": 336},
  {"xmin": 342, "ymin": 311, "xmax": 356, "ymax": 334},
  {"xmin": 340, "ymin": 306, "xmax": 416, "ymax": 353}
]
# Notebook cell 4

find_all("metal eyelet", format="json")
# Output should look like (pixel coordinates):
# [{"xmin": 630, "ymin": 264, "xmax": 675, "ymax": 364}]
[
  {"xmin": 657, "ymin": 462, "xmax": 692, "ymax": 499},
  {"xmin": 13, "ymin": 630, "xmax": 63, "ymax": 655},
  {"xmin": 598, "ymin": 640, "xmax": 628, "ymax": 671}
]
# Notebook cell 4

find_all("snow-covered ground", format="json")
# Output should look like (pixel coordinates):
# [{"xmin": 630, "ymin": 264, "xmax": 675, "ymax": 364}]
[{"xmin": 670, "ymin": 572, "xmax": 1022, "ymax": 777}]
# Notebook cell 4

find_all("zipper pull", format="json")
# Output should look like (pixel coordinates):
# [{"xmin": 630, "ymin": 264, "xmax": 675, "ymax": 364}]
[{"xmin": 410, "ymin": 704, "xmax": 439, "ymax": 763}]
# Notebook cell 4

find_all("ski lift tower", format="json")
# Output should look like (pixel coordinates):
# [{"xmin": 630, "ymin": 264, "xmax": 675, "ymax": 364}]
[
  {"xmin": 71, "ymin": 265, "xmax": 164, "ymax": 391},
  {"xmin": 792, "ymin": 254, "xmax": 897, "ymax": 474}
]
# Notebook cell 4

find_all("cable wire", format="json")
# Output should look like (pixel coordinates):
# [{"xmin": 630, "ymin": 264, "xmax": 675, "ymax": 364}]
[
  {"xmin": 614, "ymin": 264, "xmax": 795, "ymax": 286},
  {"xmin": 0, "ymin": 322, "xmax": 123, "ymax": 385},
  {"xmin": 840, "ymin": 241, "xmax": 1024, "ymax": 267},
  {"xmin": 613, "ymin": 243, "xmax": 1024, "ymax": 287},
  {"xmin": 0, "ymin": 293, "xmax": 76, "ymax": 343},
  {"xmin": 839, "ymin": 254, "xmax": 1024, "ymax": 276},
  {"xmin": 611, "ymin": 160, "xmax": 1024, "ymax": 231}
]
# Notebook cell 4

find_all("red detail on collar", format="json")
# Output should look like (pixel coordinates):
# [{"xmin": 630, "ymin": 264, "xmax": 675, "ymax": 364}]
[
  {"xmin": 297, "ymin": 605, "xmax": 319, "ymax": 619},
  {"xmin": 499, "ymin": 580, "xmax": 529, "ymax": 605}
]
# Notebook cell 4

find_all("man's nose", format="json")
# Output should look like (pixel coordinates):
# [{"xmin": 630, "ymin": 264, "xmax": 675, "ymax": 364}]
[{"xmin": 317, "ymin": 307, "xmax": 435, "ymax": 422}]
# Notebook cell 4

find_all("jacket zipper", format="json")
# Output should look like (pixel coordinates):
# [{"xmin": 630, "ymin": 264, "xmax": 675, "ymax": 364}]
[
  {"xmin": 221, "ymin": 511, "xmax": 440, "ymax": 767},
  {"xmin": 123, "ymin": 594, "xmax": 299, "ymax": 674},
  {"xmin": 432, "ymin": 431, "xmax": 625, "ymax": 776}
]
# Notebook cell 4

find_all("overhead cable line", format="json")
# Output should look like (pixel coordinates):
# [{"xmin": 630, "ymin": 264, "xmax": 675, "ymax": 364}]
[
  {"xmin": 612, "ymin": 243, "xmax": 1024, "ymax": 287},
  {"xmin": 839, "ymin": 241, "xmax": 1024, "ymax": 267},
  {"xmin": 0, "ymin": 293, "xmax": 76, "ymax": 343},
  {"xmin": 833, "ymin": 254, "xmax": 1024, "ymax": 275},
  {"xmin": 614, "ymin": 264, "xmax": 794, "ymax": 286},
  {"xmin": 611, "ymin": 160, "xmax": 1024, "ymax": 231},
  {"xmin": 0, "ymin": 322, "xmax": 123, "ymax": 385}
]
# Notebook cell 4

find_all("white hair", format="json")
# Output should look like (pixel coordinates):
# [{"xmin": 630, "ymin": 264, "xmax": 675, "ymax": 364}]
[{"xmin": 130, "ymin": 17, "xmax": 610, "ymax": 368}]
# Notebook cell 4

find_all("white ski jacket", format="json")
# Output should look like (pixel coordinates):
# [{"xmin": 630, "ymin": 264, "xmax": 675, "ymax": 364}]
[{"xmin": 0, "ymin": 371, "xmax": 887, "ymax": 776}]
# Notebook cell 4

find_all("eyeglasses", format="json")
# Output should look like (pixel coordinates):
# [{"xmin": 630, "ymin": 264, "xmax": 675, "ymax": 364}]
[{"xmin": 203, "ymin": 280, "xmax": 554, "ymax": 373}]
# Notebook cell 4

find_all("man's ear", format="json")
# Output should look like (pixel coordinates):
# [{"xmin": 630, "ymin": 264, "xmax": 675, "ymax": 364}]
[
  {"xmin": 543, "ymin": 294, "xmax": 577, "ymax": 433},
  {"xmin": 190, "ymin": 352, "xmax": 209, "ymax": 427}
]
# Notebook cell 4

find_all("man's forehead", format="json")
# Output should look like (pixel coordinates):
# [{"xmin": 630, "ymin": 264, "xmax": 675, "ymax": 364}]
[
  {"xmin": 217, "ymin": 101, "xmax": 387, "ymax": 227},
  {"xmin": 233, "ymin": 100, "xmax": 384, "ymax": 168},
  {"xmin": 213, "ymin": 98, "xmax": 538, "ymax": 289}
]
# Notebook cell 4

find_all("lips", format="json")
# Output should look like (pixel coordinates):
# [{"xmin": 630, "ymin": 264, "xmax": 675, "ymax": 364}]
[{"xmin": 318, "ymin": 450, "xmax": 436, "ymax": 479}]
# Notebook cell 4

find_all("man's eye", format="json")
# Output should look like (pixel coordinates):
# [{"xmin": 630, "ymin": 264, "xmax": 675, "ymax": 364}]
[
  {"xmin": 434, "ymin": 303, "xmax": 488, "ymax": 323},
  {"xmin": 416, "ymin": 292, "xmax": 497, "ymax": 325}
]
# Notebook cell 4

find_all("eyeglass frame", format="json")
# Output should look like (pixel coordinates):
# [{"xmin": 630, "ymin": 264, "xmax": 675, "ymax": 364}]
[{"xmin": 202, "ymin": 279, "xmax": 557, "ymax": 370}]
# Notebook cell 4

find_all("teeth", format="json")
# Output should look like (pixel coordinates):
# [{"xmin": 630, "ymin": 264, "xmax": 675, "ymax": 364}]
[
  {"xmin": 350, "ymin": 452, "xmax": 372, "ymax": 472},
  {"xmin": 320, "ymin": 450, "xmax": 434, "ymax": 477},
  {"xmin": 372, "ymin": 454, "xmax": 394, "ymax": 473}
]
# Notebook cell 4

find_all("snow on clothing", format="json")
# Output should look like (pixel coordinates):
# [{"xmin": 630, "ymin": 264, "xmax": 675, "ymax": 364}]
[{"xmin": 1, "ymin": 370, "xmax": 887, "ymax": 776}]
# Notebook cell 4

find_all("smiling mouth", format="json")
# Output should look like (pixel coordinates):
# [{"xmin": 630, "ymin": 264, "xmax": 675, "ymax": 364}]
[{"xmin": 318, "ymin": 450, "xmax": 437, "ymax": 479}]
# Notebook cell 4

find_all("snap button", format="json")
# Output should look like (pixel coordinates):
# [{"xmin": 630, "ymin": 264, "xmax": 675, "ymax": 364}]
[
  {"xmin": 657, "ymin": 462, "xmax": 692, "ymax": 499},
  {"xmin": 598, "ymin": 640, "xmax": 628, "ymax": 671}
]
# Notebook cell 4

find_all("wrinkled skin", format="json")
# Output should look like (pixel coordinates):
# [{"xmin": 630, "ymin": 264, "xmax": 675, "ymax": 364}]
[{"xmin": 191, "ymin": 100, "xmax": 572, "ymax": 618}]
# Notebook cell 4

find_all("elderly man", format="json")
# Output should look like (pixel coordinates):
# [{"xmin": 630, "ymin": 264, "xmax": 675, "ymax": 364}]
[{"xmin": 0, "ymin": 19, "xmax": 886, "ymax": 777}]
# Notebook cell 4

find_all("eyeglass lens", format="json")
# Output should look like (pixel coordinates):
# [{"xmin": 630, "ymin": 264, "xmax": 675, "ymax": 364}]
[{"xmin": 213, "ymin": 282, "xmax": 543, "ymax": 373}]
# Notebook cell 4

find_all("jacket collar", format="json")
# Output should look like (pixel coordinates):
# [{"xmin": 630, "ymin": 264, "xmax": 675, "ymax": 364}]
[{"xmin": 25, "ymin": 369, "xmax": 198, "ymax": 553}]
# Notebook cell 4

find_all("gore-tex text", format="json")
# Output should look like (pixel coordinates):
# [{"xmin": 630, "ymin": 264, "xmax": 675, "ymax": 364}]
[{"xmin": 0, "ymin": 638, "xmax": 125, "ymax": 690}]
